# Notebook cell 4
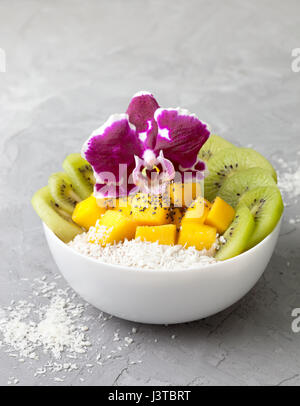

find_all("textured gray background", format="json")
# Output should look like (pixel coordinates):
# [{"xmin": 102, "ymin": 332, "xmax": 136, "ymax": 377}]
[{"xmin": 0, "ymin": 0, "xmax": 300, "ymax": 386}]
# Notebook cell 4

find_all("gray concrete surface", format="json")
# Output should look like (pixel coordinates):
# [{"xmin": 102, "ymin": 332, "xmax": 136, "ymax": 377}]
[{"xmin": 0, "ymin": 0, "xmax": 300, "ymax": 386}]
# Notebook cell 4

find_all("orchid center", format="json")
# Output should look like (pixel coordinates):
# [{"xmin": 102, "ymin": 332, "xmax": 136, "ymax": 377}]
[{"xmin": 141, "ymin": 163, "xmax": 163, "ymax": 179}]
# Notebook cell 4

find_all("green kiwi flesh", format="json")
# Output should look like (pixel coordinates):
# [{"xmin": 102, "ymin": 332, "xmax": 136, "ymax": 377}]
[
  {"xmin": 198, "ymin": 134, "xmax": 236, "ymax": 162},
  {"xmin": 63, "ymin": 153, "xmax": 95, "ymax": 200},
  {"xmin": 218, "ymin": 167, "xmax": 276, "ymax": 208},
  {"xmin": 237, "ymin": 186, "xmax": 283, "ymax": 250},
  {"xmin": 215, "ymin": 204, "xmax": 255, "ymax": 261},
  {"xmin": 49, "ymin": 172, "xmax": 82, "ymax": 214},
  {"xmin": 31, "ymin": 186, "xmax": 83, "ymax": 243},
  {"xmin": 204, "ymin": 147, "xmax": 277, "ymax": 201}
]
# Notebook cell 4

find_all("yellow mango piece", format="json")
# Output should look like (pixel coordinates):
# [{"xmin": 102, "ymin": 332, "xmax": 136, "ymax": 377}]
[
  {"xmin": 135, "ymin": 224, "xmax": 177, "ymax": 245},
  {"xmin": 205, "ymin": 196, "xmax": 235, "ymax": 234},
  {"xmin": 72, "ymin": 195, "xmax": 106, "ymax": 230},
  {"xmin": 130, "ymin": 193, "xmax": 172, "ymax": 226},
  {"xmin": 178, "ymin": 223, "xmax": 217, "ymax": 251},
  {"xmin": 108, "ymin": 196, "xmax": 133, "ymax": 216},
  {"xmin": 88, "ymin": 210, "xmax": 137, "ymax": 246},
  {"xmin": 181, "ymin": 197, "xmax": 211, "ymax": 225},
  {"xmin": 172, "ymin": 207, "xmax": 186, "ymax": 231},
  {"xmin": 170, "ymin": 182, "xmax": 202, "ymax": 208}
]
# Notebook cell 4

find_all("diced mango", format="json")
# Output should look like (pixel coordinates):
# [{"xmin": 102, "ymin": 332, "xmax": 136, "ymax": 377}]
[
  {"xmin": 110, "ymin": 196, "xmax": 133, "ymax": 216},
  {"xmin": 72, "ymin": 195, "xmax": 106, "ymax": 230},
  {"xmin": 170, "ymin": 182, "xmax": 202, "ymax": 208},
  {"xmin": 135, "ymin": 224, "xmax": 177, "ymax": 245},
  {"xmin": 130, "ymin": 193, "xmax": 172, "ymax": 226},
  {"xmin": 178, "ymin": 223, "xmax": 217, "ymax": 251},
  {"xmin": 88, "ymin": 210, "xmax": 137, "ymax": 246},
  {"xmin": 205, "ymin": 196, "xmax": 235, "ymax": 234},
  {"xmin": 96, "ymin": 196, "xmax": 133, "ymax": 214},
  {"xmin": 172, "ymin": 207, "xmax": 186, "ymax": 231},
  {"xmin": 181, "ymin": 197, "xmax": 211, "ymax": 225}
]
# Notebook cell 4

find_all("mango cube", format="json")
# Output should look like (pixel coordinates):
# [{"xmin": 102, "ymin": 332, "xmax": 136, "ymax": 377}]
[
  {"xmin": 170, "ymin": 182, "xmax": 202, "ymax": 208},
  {"xmin": 172, "ymin": 207, "xmax": 186, "ymax": 231},
  {"xmin": 110, "ymin": 196, "xmax": 133, "ymax": 216},
  {"xmin": 135, "ymin": 224, "xmax": 177, "ymax": 245},
  {"xmin": 88, "ymin": 210, "xmax": 137, "ymax": 246},
  {"xmin": 178, "ymin": 223, "xmax": 217, "ymax": 251},
  {"xmin": 181, "ymin": 197, "xmax": 211, "ymax": 225},
  {"xmin": 72, "ymin": 195, "xmax": 106, "ymax": 230},
  {"xmin": 130, "ymin": 193, "xmax": 172, "ymax": 226},
  {"xmin": 205, "ymin": 196, "xmax": 235, "ymax": 234}
]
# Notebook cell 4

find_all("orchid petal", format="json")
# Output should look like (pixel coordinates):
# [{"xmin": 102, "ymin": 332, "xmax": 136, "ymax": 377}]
[
  {"xmin": 82, "ymin": 113, "xmax": 143, "ymax": 185},
  {"xmin": 171, "ymin": 159, "xmax": 206, "ymax": 188},
  {"xmin": 126, "ymin": 91, "xmax": 159, "ymax": 149},
  {"xmin": 93, "ymin": 164, "xmax": 139, "ymax": 199},
  {"xmin": 177, "ymin": 159, "xmax": 207, "ymax": 173},
  {"xmin": 154, "ymin": 108, "xmax": 210, "ymax": 169}
]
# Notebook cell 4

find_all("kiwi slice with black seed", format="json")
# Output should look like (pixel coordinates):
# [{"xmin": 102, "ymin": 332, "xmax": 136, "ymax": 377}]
[
  {"xmin": 63, "ymin": 153, "xmax": 95, "ymax": 200},
  {"xmin": 215, "ymin": 204, "xmax": 255, "ymax": 261},
  {"xmin": 204, "ymin": 147, "xmax": 277, "ymax": 201},
  {"xmin": 49, "ymin": 172, "xmax": 82, "ymax": 214},
  {"xmin": 237, "ymin": 186, "xmax": 283, "ymax": 250},
  {"xmin": 198, "ymin": 135, "xmax": 236, "ymax": 162},
  {"xmin": 218, "ymin": 167, "xmax": 276, "ymax": 208},
  {"xmin": 31, "ymin": 186, "xmax": 83, "ymax": 243}
]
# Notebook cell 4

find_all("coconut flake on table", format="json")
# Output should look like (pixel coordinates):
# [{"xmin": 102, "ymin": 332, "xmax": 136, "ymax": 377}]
[
  {"xmin": 0, "ymin": 288, "xmax": 90, "ymax": 361},
  {"xmin": 273, "ymin": 154, "xmax": 300, "ymax": 205},
  {"xmin": 68, "ymin": 232, "xmax": 219, "ymax": 270},
  {"xmin": 278, "ymin": 167, "xmax": 300, "ymax": 203},
  {"xmin": 0, "ymin": 277, "xmax": 96, "ymax": 384}
]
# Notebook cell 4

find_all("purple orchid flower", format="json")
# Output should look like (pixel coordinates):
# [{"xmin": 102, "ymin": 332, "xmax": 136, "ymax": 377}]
[{"xmin": 82, "ymin": 91, "xmax": 210, "ymax": 199}]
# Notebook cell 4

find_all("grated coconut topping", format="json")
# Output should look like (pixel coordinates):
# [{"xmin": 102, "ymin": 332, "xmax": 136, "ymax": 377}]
[{"xmin": 68, "ymin": 231, "xmax": 219, "ymax": 270}]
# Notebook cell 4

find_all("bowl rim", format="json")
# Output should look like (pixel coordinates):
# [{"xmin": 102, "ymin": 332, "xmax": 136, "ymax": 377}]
[{"xmin": 43, "ymin": 215, "xmax": 282, "ymax": 274}]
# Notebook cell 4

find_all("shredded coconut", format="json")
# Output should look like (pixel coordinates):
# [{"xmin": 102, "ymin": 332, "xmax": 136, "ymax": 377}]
[
  {"xmin": 278, "ymin": 167, "xmax": 300, "ymax": 204},
  {"xmin": 68, "ymin": 233, "xmax": 219, "ymax": 270},
  {"xmin": 0, "ymin": 282, "xmax": 90, "ymax": 361},
  {"xmin": 273, "ymin": 154, "xmax": 300, "ymax": 205},
  {"xmin": 0, "ymin": 277, "xmax": 95, "ymax": 384},
  {"xmin": 0, "ymin": 276, "xmax": 147, "ymax": 384}
]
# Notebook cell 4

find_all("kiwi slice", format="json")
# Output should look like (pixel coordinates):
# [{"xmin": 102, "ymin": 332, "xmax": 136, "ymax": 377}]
[
  {"xmin": 237, "ymin": 186, "xmax": 283, "ymax": 250},
  {"xmin": 31, "ymin": 186, "xmax": 83, "ymax": 243},
  {"xmin": 204, "ymin": 147, "xmax": 277, "ymax": 201},
  {"xmin": 49, "ymin": 172, "xmax": 82, "ymax": 214},
  {"xmin": 198, "ymin": 135, "xmax": 236, "ymax": 162},
  {"xmin": 218, "ymin": 168, "xmax": 276, "ymax": 208},
  {"xmin": 215, "ymin": 204, "xmax": 255, "ymax": 261},
  {"xmin": 62, "ymin": 153, "xmax": 95, "ymax": 200}
]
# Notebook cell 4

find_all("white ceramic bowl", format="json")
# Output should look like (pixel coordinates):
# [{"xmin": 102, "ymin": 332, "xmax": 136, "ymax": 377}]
[{"xmin": 43, "ymin": 219, "xmax": 282, "ymax": 324}]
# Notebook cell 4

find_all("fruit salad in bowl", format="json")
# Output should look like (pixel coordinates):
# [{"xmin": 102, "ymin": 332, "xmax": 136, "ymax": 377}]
[{"xmin": 32, "ymin": 92, "xmax": 283, "ymax": 324}]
